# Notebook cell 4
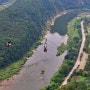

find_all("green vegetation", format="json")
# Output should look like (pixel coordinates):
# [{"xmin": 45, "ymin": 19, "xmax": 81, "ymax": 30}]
[
  {"xmin": 0, "ymin": 39, "xmax": 42, "ymax": 80},
  {"xmin": 59, "ymin": 14, "xmax": 90, "ymax": 90},
  {"xmin": 1, "ymin": 0, "xmax": 90, "ymax": 87},
  {"xmin": 59, "ymin": 80, "xmax": 88, "ymax": 90},
  {"xmin": 41, "ymin": 16, "xmax": 82, "ymax": 90},
  {"xmin": 40, "ymin": 70, "xmax": 45, "ymax": 75},
  {"xmin": 51, "ymin": 11, "xmax": 79, "ymax": 35},
  {"xmin": 84, "ymin": 17, "xmax": 90, "ymax": 71},
  {"xmin": 57, "ymin": 43, "xmax": 67, "ymax": 56},
  {"xmin": 0, "ymin": 0, "xmax": 65, "ymax": 79},
  {"xmin": 0, "ymin": 56, "xmax": 27, "ymax": 80}
]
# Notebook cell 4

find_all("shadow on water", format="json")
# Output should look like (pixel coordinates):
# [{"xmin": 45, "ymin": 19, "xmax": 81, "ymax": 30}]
[
  {"xmin": 51, "ymin": 11, "xmax": 80, "ymax": 35},
  {"xmin": 51, "ymin": 10, "xmax": 90, "ymax": 35}
]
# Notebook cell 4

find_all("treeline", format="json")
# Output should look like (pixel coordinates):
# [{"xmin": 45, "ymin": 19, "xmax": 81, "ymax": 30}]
[
  {"xmin": 59, "ymin": 79, "xmax": 88, "ymax": 90},
  {"xmin": 0, "ymin": 0, "xmax": 90, "ymax": 73},
  {"xmin": 59, "ymin": 15, "xmax": 90, "ymax": 90},
  {"xmin": 83, "ymin": 18, "xmax": 90, "ymax": 71},
  {"xmin": 0, "ymin": 0, "xmax": 90, "ymax": 82},
  {"xmin": 56, "ymin": 43, "xmax": 67, "ymax": 56},
  {"xmin": 0, "ymin": 0, "xmax": 64, "ymax": 68}
]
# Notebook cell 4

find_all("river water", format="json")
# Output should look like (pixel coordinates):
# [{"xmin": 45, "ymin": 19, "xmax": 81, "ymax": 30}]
[{"xmin": 0, "ymin": 32, "xmax": 67, "ymax": 90}]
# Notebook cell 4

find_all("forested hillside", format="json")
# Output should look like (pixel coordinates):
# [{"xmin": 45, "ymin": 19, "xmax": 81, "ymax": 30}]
[
  {"xmin": 0, "ymin": 0, "xmax": 64, "ymax": 68},
  {"xmin": 59, "ymin": 16, "xmax": 90, "ymax": 90},
  {"xmin": 0, "ymin": 0, "xmax": 90, "ymax": 80},
  {"xmin": 60, "ymin": 0, "xmax": 90, "ymax": 10}
]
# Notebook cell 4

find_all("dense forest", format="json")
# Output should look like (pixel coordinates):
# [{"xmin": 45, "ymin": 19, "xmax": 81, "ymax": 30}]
[
  {"xmin": 41, "ymin": 15, "xmax": 82, "ymax": 90},
  {"xmin": 0, "ymin": 0, "xmax": 90, "ymax": 88},
  {"xmin": 1, "ymin": 0, "xmax": 90, "ymax": 69},
  {"xmin": 0, "ymin": 0, "xmax": 64, "ymax": 69}
]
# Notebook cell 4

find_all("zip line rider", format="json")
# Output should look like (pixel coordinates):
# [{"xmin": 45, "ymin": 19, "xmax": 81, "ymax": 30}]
[{"xmin": 44, "ymin": 39, "xmax": 47, "ymax": 52}]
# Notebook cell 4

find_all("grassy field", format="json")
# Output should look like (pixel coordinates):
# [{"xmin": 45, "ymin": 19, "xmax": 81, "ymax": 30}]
[{"xmin": 67, "ymin": 17, "xmax": 81, "ymax": 42}]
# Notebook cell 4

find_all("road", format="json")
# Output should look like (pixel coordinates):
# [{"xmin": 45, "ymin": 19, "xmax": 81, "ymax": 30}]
[{"xmin": 61, "ymin": 20, "xmax": 86, "ymax": 86}]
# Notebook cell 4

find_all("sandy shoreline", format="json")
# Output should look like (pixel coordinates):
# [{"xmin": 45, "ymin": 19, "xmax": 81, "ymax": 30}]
[
  {"xmin": 0, "ymin": 0, "xmax": 16, "ymax": 11},
  {"xmin": 0, "ymin": 11, "xmax": 67, "ymax": 90},
  {"xmin": 0, "ymin": 67, "xmax": 26, "ymax": 90}
]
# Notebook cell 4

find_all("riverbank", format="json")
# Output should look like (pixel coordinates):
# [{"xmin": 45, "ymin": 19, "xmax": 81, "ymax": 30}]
[
  {"xmin": 0, "ymin": 67, "xmax": 26, "ymax": 90},
  {"xmin": 61, "ymin": 20, "xmax": 86, "ymax": 86},
  {"xmin": 50, "ymin": 11, "xmax": 67, "ymax": 26},
  {"xmin": 0, "ymin": 11, "xmax": 67, "ymax": 90},
  {"xmin": 46, "ymin": 11, "xmax": 67, "ymax": 33},
  {"xmin": 41, "ymin": 13, "xmax": 82, "ymax": 90},
  {"xmin": 59, "ymin": 14, "xmax": 90, "ymax": 90},
  {"xmin": 0, "ymin": 0, "xmax": 16, "ymax": 11},
  {"xmin": 0, "ymin": 33, "xmax": 68, "ymax": 90}
]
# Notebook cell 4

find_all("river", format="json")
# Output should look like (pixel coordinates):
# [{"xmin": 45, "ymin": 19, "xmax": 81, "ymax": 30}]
[
  {"xmin": 0, "ymin": 32, "xmax": 67, "ymax": 90},
  {"xmin": 0, "ymin": 10, "xmax": 80, "ymax": 90}
]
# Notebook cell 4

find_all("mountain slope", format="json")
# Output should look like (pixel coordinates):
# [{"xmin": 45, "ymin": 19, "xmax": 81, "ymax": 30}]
[
  {"xmin": 0, "ymin": 0, "xmax": 90, "ymax": 81},
  {"xmin": 0, "ymin": 0, "xmax": 64, "ymax": 68}
]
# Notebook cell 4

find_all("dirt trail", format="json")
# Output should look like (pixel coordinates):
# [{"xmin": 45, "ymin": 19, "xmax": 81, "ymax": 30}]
[
  {"xmin": 61, "ymin": 20, "xmax": 86, "ymax": 86},
  {"xmin": 78, "ymin": 52, "xmax": 88, "ymax": 70}
]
